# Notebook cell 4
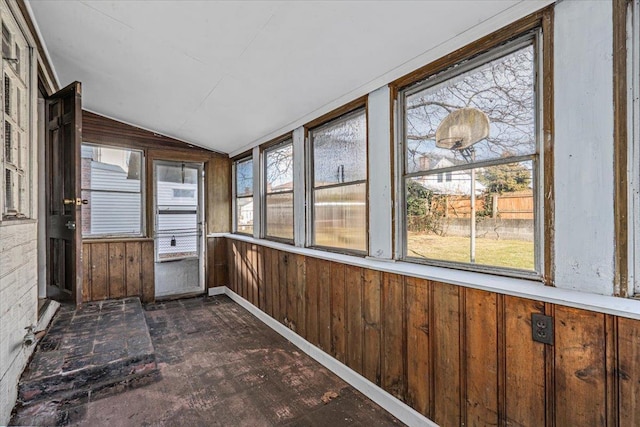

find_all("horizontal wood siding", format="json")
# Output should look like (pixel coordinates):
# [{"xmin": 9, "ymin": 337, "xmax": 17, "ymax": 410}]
[
  {"xmin": 224, "ymin": 238, "xmax": 640, "ymax": 426},
  {"xmin": 82, "ymin": 240, "xmax": 154, "ymax": 303},
  {"xmin": 0, "ymin": 222, "xmax": 38, "ymax": 425}
]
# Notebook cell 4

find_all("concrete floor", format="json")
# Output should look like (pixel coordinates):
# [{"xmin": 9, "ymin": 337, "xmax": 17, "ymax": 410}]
[{"xmin": 13, "ymin": 296, "xmax": 403, "ymax": 426}]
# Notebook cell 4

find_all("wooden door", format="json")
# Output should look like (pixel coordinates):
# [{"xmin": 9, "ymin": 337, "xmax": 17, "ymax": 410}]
[{"xmin": 46, "ymin": 82, "xmax": 82, "ymax": 303}]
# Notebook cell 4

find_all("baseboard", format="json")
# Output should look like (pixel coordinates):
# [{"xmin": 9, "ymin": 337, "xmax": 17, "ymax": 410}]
[
  {"xmin": 223, "ymin": 287, "xmax": 437, "ymax": 427},
  {"xmin": 208, "ymin": 286, "xmax": 226, "ymax": 296},
  {"xmin": 36, "ymin": 300, "xmax": 60, "ymax": 332}
]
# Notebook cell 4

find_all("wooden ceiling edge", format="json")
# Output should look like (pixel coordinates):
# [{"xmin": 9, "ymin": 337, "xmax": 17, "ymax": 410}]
[
  {"xmin": 14, "ymin": 0, "xmax": 59, "ymax": 94},
  {"xmin": 82, "ymin": 110, "xmax": 228, "ymax": 159}
]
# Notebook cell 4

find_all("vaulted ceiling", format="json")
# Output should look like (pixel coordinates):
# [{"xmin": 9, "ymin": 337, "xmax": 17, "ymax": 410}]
[{"xmin": 27, "ymin": 1, "xmax": 551, "ymax": 156}]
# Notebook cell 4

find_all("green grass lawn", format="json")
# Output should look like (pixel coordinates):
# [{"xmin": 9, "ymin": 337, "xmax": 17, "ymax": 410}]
[{"xmin": 407, "ymin": 232, "xmax": 534, "ymax": 270}]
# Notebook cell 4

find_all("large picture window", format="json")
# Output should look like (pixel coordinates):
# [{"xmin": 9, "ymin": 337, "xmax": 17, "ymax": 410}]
[
  {"xmin": 400, "ymin": 35, "xmax": 540, "ymax": 274},
  {"xmin": 309, "ymin": 109, "xmax": 367, "ymax": 252},
  {"xmin": 234, "ymin": 156, "xmax": 253, "ymax": 235},
  {"xmin": 264, "ymin": 140, "xmax": 293, "ymax": 241},
  {"xmin": 81, "ymin": 144, "xmax": 143, "ymax": 237}
]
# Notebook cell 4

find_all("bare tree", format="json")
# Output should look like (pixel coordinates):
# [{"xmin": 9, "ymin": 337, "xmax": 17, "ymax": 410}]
[
  {"xmin": 405, "ymin": 45, "xmax": 535, "ymax": 172},
  {"xmin": 266, "ymin": 143, "xmax": 293, "ymax": 191}
]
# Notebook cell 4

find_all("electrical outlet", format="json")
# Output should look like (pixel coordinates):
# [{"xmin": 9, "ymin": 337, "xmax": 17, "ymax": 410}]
[{"xmin": 531, "ymin": 313, "xmax": 554, "ymax": 345}]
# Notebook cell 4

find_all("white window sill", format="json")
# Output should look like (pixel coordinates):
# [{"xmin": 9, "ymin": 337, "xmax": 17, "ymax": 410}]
[
  {"xmin": 210, "ymin": 232, "xmax": 640, "ymax": 320},
  {"xmin": 0, "ymin": 218, "xmax": 37, "ymax": 227}
]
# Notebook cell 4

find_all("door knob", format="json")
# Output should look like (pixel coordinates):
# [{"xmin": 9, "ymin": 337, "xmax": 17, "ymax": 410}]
[
  {"xmin": 63, "ymin": 198, "xmax": 88, "ymax": 206},
  {"xmin": 65, "ymin": 221, "xmax": 76, "ymax": 230}
]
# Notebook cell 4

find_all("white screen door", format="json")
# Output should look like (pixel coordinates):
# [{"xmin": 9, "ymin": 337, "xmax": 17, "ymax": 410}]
[{"xmin": 153, "ymin": 161, "xmax": 204, "ymax": 297}]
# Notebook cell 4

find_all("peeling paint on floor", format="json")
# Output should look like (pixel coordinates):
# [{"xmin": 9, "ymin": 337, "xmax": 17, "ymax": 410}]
[{"xmin": 12, "ymin": 296, "xmax": 403, "ymax": 426}]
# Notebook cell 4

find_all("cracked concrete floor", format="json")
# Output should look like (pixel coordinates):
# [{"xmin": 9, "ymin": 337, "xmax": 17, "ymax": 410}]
[{"xmin": 16, "ymin": 296, "xmax": 403, "ymax": 426}]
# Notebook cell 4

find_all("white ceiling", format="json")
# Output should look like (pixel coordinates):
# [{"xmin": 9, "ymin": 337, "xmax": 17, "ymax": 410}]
[{"xmin": 27, "ymin": 0, "xmax": 552, "ymax": 156}]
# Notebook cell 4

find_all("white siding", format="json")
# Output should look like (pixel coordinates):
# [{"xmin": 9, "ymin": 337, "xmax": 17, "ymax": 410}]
[
  {"xmin": 86, "ymin": 162, "xmax": 142, "ymax": 235},
  {"xmin": 0, "ymin": 222, "xmax": 37, "ymax": 425},
  {"xmin": 156, "ymin": 180, "xmax": 198, "ymax": 257}
]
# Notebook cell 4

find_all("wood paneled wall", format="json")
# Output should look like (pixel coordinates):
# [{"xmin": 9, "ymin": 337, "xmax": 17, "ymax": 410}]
[
  {"xmin": 80, "ymin": 112, "xmax": 232, "ymax": 304},
  {"xmin": 207, "ymin": 236, "xmax": 228, "ymax": 289},
  {"xmin": 225, "ymin": 238, "xmax": 640, "ymax": 427},
  {"xmin": 82, "ymin": 240, "xmax": 154, "ymax": 303}
]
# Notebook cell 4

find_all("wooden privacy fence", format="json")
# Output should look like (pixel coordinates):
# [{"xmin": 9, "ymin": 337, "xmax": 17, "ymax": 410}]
[
  {"xmin": 437, "ymin": 191, "xmax": 533, "ymax": 219},
  {"xmin": 409, "ymin": 191, "xmax": 533, "ymax": 233}
]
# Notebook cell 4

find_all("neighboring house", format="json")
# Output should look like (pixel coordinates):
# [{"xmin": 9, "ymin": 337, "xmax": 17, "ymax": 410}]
[
  {"xmin": 237, "ymin": 199, "xmax": 253, "ymax": 227},
  {"xmin": 416, "ymin": 157, "xmax": 486, "ymax": 195},
  {"xmin": 85, "ymin": 161, "xmax": 142, "ymax": 236}
]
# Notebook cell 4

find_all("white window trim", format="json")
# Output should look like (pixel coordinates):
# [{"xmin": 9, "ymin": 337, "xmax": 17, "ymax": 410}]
[
  {"xmin": 395, "ymin": 32, "xmax": 544, "ymax": 280},
  {"xmin": 367, "ymin": 86, "xmax": 393, "ymax": 260},
  {"xmin": 292, "ymin": 127, "xmax": 305, "ymax": 247},
  {"xmin": 252, "ymin": 145, "xmax": 261, "ymax": 239}
]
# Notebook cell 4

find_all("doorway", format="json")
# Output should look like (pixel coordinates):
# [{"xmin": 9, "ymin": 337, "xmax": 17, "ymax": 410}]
[{"xmin": 153, "ymin": 161, "xmax": 205, "ymax": 298}]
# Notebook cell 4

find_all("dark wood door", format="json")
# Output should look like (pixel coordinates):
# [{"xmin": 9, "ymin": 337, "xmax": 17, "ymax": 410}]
[{"xmin": 46, "ymin": 82, "xmax": 82, "ymax": 303}]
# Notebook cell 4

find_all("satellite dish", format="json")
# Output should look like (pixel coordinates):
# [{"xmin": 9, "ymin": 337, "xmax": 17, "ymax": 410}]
[{"xmin": 435, "ymin": 107, "xmax": 490, "ymax": 150}]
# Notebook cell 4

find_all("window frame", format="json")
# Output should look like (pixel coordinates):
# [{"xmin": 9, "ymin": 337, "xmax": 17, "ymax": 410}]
[
  {"xmin": 307, "ymin": 107, "xmax": 368, "ymax": 255},
  {"xmin": 262, "ymin": 137, "xmax": 294, "ymax": 243},
  {"xmin": 233, "ymin": 155, "xmax": 254, "ymax": 236},
  {"xmin": 396, "ymin": 31, "xmax": 545, "ymax": 280},
  {"xmin": 80, "ymin": 142, "xmax": 145, "ymax": 238},
  {"xmin": 1, "ymin": 9, "xmax": 30, "ymax": 221},
  {"xmin": 628, "ymin": 0, "xmax": 640, "ymax": 295}
]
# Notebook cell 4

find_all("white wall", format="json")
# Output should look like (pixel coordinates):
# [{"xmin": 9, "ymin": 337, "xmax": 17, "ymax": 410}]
[
  {"xmin": 367, "ymin": 86, "xmax": 393, "ymax": 260},
  {"xmin": 0, "ymin": 222, "xmax": 38, "ymax": 425},
  {"xmin": 0, "ymin": 1, "xmax": 47, "ymax": 423},
  {"xmin": 553, "ymin": 0, "xmax": 615, "ymax": 294}
]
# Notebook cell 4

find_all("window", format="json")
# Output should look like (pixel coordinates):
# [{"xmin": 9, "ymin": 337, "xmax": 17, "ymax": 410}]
[
  {"xmin": 155, "ymin": 162, "xmax": 199, "ymax": 260},
  {"xmin": 399, "ymin": 35, "xmax": 540, "ymax": 275},
  {"xmin": 234, "ymin": 156, "xmax": 253, "ymax": 235},
  {"xmin": 264, "ymin": 140, "xmax": 293, "ymax": 241},
  {"xmin": 309, "ymin": 109, "xmax": 367, "ymax": 252},
  {"xmin": 1, "ymin": 23, "xmax": 10, "ymax": 58},
  {"xmin": 80, "ymin": 144, "xmax": 143, "ymax": 237},
  {"xmin": 1, "ymin": 15, "xmax": 29, "ymax": 219}
]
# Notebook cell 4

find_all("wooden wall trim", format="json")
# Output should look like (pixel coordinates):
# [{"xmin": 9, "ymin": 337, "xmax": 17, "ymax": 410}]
[
  {"xmin": 258, "ymin": 131, "xmax": 293, "ymax": 152},
  {"xmin": 542, "ymin": 8, "xmax": 555, "ymax": 286},
  {"xmin": 224, "ymin": 238, "xmax": 640, "ymax": 426},
  {"xmin": 613, "ymin": 0, "xmax": 630, "ymax": 296},
  {"xmin": 304, "ymin": 95, "xmax": 367, "ymax": 130},
  {"xmin": 83, "ymin": 237, "xmax": 153, "ymax": 244}
]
